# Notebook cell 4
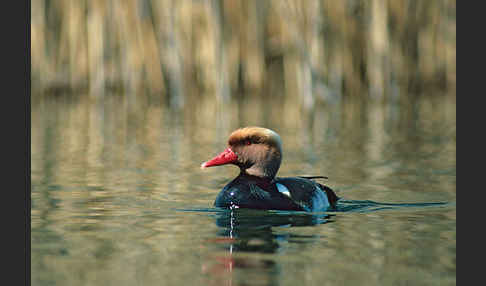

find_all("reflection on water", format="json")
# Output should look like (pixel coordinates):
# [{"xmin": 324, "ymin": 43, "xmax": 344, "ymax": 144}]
[
  {"xmin": 213, "ymin": 209, "xmax": 332, "ymax": 252},
  {"xmin": 197, "ymin": 196, "xmax": 453, "ymax": 286},
  {"xmin": 335, "ymin": 199, "xmax": 450, "ymax": 213},
  {"xmin": 201, "ymin": 209, "xmax": 332, "ymax": 286},
  {"xmin": 31, "ymin": 94, "xmax": 455, "ymax": 286}
]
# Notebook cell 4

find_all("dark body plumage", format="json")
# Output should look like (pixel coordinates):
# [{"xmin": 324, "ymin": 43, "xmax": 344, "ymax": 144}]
[
  {"xmin": 214, "ymin": 174, "xmax": 338, "ymax": 212},
  {"xmin": 202, "ymin": 127, "xmax": 339, "ymax": 212}
]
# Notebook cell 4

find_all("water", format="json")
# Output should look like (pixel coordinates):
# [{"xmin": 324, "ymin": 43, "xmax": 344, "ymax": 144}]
[{"xmin": 31, "ymin": 94, "xmax": 456, "ymax": 285}]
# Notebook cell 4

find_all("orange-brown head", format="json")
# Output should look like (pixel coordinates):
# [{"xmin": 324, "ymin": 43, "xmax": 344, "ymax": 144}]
[{"xmin": 201, "ymin": 127, "xmax": 283, "ymax": 178}]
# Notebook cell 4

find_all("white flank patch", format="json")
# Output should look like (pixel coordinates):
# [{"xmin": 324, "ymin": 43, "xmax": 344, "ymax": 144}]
[{"xmin": 276, "ymin": 183, "xmax": 291, "ymax": 198}]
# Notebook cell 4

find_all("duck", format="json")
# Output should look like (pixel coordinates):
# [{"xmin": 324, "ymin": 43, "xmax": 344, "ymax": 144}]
[{"xmin": 201, "ymin": 127, "xmax": 339, "ymax": 212}]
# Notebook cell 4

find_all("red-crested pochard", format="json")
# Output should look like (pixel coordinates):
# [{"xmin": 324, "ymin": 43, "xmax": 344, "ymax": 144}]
[{"xmin": 201, "ymin": 127, "xmax": 338, "ymax": 212}]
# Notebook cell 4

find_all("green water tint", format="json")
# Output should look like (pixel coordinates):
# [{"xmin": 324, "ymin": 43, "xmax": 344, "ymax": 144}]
[
  {"xmin": 32, "ymin": 95, "xmax": 455, "ymax": 286},
  {"xmin": 180, "ymin": 198, "xmax": 450, "ymax": 214},
  {"xmin": 334, "ymin": 200, "xmax": 450, "ymax": 213},
  {"xmin": 178, "ymin": 199, "xmax": 450, "ymax": 228},
  {"xmin": 177, "ymin": 199, "xmax": 450, "ymax": 259}
]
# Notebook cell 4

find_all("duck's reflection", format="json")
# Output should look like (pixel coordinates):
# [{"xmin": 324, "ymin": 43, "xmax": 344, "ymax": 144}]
[
  {"xmin": 215, "ymin": 209, "xmax": 332, "ymax": 252},
  {"xmin": 203, "ymin": 209, "xmax": 334, "ymax": 286}
]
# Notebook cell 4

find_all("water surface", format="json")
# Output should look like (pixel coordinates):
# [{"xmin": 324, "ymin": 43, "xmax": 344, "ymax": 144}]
[{"xmin": 31, "ymin": 94, "xmax": 456, "ymax": 285}]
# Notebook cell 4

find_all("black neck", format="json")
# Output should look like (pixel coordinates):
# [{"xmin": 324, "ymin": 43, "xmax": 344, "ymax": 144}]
[{"xmin": 238, "ymin": 171, "xmax": 275, "ymax": 188}]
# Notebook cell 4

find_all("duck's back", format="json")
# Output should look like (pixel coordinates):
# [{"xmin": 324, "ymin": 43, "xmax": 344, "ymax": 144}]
[
  {"xmin": 214, "ymin": 176, "xmax": 304, "ymax": 211},
  {"xmin": 274, "ymin": 177, "xmax": 339, "ymax": 211},
  {"xmin": 214, "ymin": 175, "xmax": 338, "ymax": 212}
]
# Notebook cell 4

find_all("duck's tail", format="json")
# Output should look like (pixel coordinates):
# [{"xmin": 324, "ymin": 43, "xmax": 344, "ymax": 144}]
[
  {"xmin": 298, "ymin": 175, "xmax": 328, "ymax": 180},
  {"xmin": 317, "ymin": 183, "xmax": 340, "ymax": 208}
]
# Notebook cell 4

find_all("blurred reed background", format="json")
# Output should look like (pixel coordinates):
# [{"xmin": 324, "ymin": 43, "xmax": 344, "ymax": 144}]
[
  {"xmin": 31, "ymin": 0, "xmax": 455, "ymax": 107},
  {"xmin": 31, "ymin": 4, "xmax": 456, "ymax": 284}
]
